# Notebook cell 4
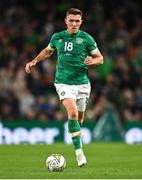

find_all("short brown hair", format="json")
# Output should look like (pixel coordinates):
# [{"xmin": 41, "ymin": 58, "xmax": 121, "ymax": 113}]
[{"xmin": 66, "ymin": 8, "xmax": 83, "ymax": 17}]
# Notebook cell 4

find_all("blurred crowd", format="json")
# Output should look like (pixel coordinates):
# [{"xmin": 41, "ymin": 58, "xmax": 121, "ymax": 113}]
[{"xmin": 0, "ymin": 0, "xmax": 142, "ymax": 123}]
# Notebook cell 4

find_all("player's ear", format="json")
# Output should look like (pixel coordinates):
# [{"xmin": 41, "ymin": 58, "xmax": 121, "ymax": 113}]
[{"xmin": 65, "ymin": 18, "xmax": 67, "ymax": 25}]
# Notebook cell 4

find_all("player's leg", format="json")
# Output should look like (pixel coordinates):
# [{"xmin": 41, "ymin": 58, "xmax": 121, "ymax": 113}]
[
  {"xmin": 77, "ymin": 97, "xmax": 88, "ymax": 126},
  {"xmin": 78, "ymin": 111, "xmax": 85, "ymax": 126},
  {"xmin": 62, "ymin": 98, "xmax": 87, "ymax": 167},
  {"xmin": 54, "ymin": 83, "xmax": 87, "ymax": 166},
  {"xmin": 73, "ymin": 84, "xmax": 91, "ymax": 166},
  {"xmin": 77, "ymin": 83, "xmax": 91, "ymax": 125},
  {"xmin": 62, "ymin": 98, "xmax": 81, "ymax": 149}
]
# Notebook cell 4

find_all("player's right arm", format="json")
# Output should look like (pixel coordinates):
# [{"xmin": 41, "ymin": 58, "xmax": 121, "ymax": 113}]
[{"xmin": 25, "ymin": 47, "xmax": 54, "ymax": 74}]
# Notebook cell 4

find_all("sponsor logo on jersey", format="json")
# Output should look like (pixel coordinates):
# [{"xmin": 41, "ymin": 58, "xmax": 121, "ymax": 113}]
[{"xmin": 76, "ymin": 37, "xmax": 83, "ymax": 44}]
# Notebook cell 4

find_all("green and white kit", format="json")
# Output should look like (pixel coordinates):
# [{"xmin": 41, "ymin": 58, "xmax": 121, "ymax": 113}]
[{"xmin": 48, "ymin": 30, "xmax": 99, "ymax": 111}]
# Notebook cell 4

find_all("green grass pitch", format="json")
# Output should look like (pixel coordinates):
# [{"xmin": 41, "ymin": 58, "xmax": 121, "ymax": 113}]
[{"xmin": 0, "ymin": 143, "xmax": 142, "ymax": 179}]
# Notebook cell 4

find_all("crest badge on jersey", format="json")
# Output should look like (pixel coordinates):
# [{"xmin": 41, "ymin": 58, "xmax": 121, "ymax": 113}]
[{"xmin": 76, "ymin": 37, "xmax": 83, "ymax": 44}]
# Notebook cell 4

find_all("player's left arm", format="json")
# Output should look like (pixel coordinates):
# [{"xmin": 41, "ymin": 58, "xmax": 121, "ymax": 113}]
[{"xmin": 85, "ymin": 50, "xmax": 103, "ymax": 66}]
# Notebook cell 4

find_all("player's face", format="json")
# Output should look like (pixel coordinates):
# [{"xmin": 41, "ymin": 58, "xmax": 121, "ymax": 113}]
[{"xmin": 65, "ymin": 14, "xmax": 83, "ymax": 34}]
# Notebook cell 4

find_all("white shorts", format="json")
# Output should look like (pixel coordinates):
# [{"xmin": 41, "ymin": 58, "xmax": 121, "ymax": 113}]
[{"xmin": 54, "ymin": 83, "xmax": 91, "ymax": 112}]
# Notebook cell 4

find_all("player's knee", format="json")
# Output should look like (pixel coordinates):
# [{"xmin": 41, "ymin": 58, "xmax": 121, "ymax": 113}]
[{"xmin": 69, "ymin": 110, "xmax": 78, "ymax": 120}]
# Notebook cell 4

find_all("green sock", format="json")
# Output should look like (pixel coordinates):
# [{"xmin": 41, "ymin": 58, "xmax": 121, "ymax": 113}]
[
  {"xmin": 72, "ymin": 136, "xmax": 82, "ymax": 150},
  {"xmin": 68, "ymin": 119, "xmax": 82, "ymax": 150}
]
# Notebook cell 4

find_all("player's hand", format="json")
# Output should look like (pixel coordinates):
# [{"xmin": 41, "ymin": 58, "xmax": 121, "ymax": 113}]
[
  {"xmin": 25, "ymin": 61, "xmax": 36, "ymax": 73},
  {"xmin": 84, "ymin": 56, "xmax": 94, "ymax": 65}
]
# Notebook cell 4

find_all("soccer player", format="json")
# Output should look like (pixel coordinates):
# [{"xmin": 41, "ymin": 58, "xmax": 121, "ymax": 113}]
[{"xmin": 25, "ymin": 8, "xmax": 103, "ymax": 167}]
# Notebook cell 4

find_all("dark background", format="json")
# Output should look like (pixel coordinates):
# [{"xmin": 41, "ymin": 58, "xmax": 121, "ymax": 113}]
[{"xmin": 0, "ymin": 0, "xmax": 142, "ymax": 124}]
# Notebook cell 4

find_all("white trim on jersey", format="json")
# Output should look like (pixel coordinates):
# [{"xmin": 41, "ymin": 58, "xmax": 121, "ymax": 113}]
[
  {"xmin": 90, "ymin": 48, "xmax": 99, "ymax": 55},
  {"xmin": 46, "ymin": 44, "xmax": 55, "ymax": 51}
]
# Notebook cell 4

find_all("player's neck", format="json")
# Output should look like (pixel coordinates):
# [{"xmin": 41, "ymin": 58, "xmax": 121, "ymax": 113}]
[{"xmin": 66, "ymin": 29, "xmax": 80, "ymax": 35}]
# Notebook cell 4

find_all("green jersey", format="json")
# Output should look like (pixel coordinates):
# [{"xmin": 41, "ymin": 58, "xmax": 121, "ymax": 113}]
[{"xmin": 49, "ymin": 30, "xmax": 98, "ymax": 85}]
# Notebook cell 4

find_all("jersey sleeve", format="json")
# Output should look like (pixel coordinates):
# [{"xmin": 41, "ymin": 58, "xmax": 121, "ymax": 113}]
[
  {"xmin": 86, "ymin": 34, "xmax": 99, "ymax": 55},
  {"xmin": 48, "ymin": 33, "xmax": 57, "ymax": 50}
]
